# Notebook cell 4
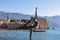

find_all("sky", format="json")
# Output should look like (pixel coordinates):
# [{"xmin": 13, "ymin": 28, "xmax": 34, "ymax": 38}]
[{"xmin": 0, "ymin": 0, "xmax": 60, "ymax": 16}]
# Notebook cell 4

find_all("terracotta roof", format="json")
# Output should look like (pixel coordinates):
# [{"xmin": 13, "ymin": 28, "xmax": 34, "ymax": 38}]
[
  {"xmin": 8, "ymin": 22, "xmax": 25, "ymax": 25},
  {"xmin": 0, "ymin": 19, "xmax": 4, "ymax": 21}
]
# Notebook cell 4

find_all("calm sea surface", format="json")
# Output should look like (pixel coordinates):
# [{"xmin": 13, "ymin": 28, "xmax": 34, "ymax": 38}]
[{"xmin": 0, "ymin": 28, "xmax": 60, "ymax": 40}]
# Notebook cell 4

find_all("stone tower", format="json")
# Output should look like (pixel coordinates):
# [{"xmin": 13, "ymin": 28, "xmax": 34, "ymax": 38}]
[{"xmin": 7, "ymin": 12, "xmax": 10, "ymax": 23}]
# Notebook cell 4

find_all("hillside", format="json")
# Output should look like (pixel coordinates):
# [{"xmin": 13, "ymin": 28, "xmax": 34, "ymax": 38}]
[
  {"xmin": 44, "ymin": 16, "xmax": 60, "ymax": 28},
  {"xmin": 0, "ymin": 11, "xmax": 31, "ymax": 20}
]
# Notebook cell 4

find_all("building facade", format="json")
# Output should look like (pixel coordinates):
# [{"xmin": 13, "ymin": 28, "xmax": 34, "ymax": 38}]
[{"xmin": 34, "ymin": 7, "xmax": 48, "ymax": 29}]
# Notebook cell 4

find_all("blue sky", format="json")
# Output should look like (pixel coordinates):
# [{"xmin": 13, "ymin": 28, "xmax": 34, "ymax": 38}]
[{"xmin": 0, "ymin": 0, "xmax": 60, "ymax": 16}]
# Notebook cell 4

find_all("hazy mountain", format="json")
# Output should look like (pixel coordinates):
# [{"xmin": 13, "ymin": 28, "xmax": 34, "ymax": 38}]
[
  {"xmin": 44, "ymin": 16, "xmax": 60, "ymax": 28},
  {"xmin": 0, "ymin": 11, "xmax": 31, "ymax": 20}
]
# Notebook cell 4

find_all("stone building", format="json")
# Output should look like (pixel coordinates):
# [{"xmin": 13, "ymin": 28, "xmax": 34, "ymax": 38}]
[
  {"xmin": 34, "ymin": 7, "xmax": 48, "ymax": 29},
  {"xmin": 0, "ymin": 12, "xmax": 10, "ymax": 25},
  {"xmin": 7, "ymin": 12, "xmax": 10, "ymax": 23}
]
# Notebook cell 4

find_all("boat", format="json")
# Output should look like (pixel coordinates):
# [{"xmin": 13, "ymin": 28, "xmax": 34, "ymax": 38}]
[{"xmin": 33, "ymin": 29, "xmax": 46, "ymax": 32}]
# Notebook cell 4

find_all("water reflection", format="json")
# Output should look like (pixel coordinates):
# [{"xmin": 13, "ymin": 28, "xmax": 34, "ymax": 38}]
[{"xmin": 0, "ymin": 29, "xmax": 60, "ymax": 40}]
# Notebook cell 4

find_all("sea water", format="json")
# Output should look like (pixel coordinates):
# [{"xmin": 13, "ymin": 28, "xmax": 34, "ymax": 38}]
[{"xmin": 0, "ymin": 28, "xmax": 60, "ymax": 40}]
